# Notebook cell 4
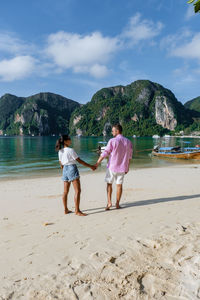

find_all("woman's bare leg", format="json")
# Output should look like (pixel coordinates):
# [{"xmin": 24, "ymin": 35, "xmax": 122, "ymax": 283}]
[
  {"xmin": 63, "ymin": 181, "xmax": 72, "ymax": 214},
  {"xmin": 72, "ymin": 178, "xmax": 87, "ymax": 216}
]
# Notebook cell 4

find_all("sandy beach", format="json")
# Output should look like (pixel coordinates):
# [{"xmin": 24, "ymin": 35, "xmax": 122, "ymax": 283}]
[{"xmin": 1, "ymin": 165, "xmax": 200, "ymax": 299}]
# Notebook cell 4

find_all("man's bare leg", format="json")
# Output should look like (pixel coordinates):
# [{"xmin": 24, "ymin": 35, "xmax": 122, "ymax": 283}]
[
  {"xmin": 72, "ymin": 178, "xmax": 87, "ymax": 216},
  {"xmin": 116, "ymin": 184, "xmax": 123, "ymax": 209},
  {"xmin": 63, "ymin": 181, "xmax": 72, "ymax": 214},
  {"xmin": 106, "ymin": 183, "xmax": 112, "ymax": 210}
]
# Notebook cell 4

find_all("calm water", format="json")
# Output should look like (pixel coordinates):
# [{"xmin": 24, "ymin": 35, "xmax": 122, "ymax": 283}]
[{"xmin": 0, "ymin": 136, "xmax": 200, "ymax": 179}]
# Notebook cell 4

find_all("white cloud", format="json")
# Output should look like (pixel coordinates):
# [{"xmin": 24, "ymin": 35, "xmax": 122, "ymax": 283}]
[
  {"xmin": 0, "ymin": 56, "xmax": 36, "ymax": 81},
  {"xmin": 160, "ymin": 29, "xmax": 192, "ymax": 50},
  {"xmin": 161, "ymin": 31, "xmax": 200, "ymax": 87},
  {"xmin": 0, "ymin": 32, "xmax": 33, "ymax": 55},
  {"xmin": 194, "ymin": 68, "xmax": 200, "ymax": 74},
  {"xmin": 0, "ymin": 14, "xmax": 164, "ymax": 81},
  {"xmin": 175, "ymin": 74, "xmax": 197, "ymax": 84},
  {"xmin": 171, "ymin": 61, "xmax": 199, "ymax": 90},
  {"xmin": 0, "ymin": 32, "xmax": 37, "ymax": 81},
  {"xmin": 161, "ymin": 29, "xmax": 200, "ymax": 63},
  {"xmin": 89, "ymin": 64, "xmax": 109, "ymax": 78},
  {"xmin": 185, "ymin": 6, "xmax": 195, "ymax": 21},
  {"xmin": 45, "ymin": 31, "xmax": 119, "ymax": 77},
  {"xmin": 44, "ymin": 15, "xmax": 164, "ymax": 78},
  {"xmin": 171, "ymin": 33, "xmax": 200, "ymax": 61},
  {"xmin": 122, "ymin": 13, "xmax": 163, "ymax": 45},
  {"xmin": 74, "ymin": 64, "xmax": 109, "ymax": 78}
]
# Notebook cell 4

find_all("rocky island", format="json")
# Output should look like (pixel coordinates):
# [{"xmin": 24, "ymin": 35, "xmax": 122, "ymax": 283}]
[{"xmin": 0, "ymin": 80, "xmax": 200, "ymax": 136}]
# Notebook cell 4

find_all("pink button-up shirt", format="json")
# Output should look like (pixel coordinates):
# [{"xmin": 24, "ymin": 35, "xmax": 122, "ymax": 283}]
[{"xmin": 101, "ymin": 134, "xmax": 133, "ymax": 173}]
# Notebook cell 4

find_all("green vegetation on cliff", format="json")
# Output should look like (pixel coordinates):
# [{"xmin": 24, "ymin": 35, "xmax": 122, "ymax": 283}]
[
  {"xmin": 184, "ymin": 96, "xmax": 200, "ymax": 113},
  {"xmin": 0, "ymin": 94, "xmax": 25, "ymax": 135},
  {"xmin": 0, "ymin": 93, "xmax": 80, "ymax": 135},
  {"xmin": 69, "ymin": 80, "xmax": 194, "ymax": 136},
  {"xmin": 183, "ymin": 96, "xmax": 200, "ymax": 133},
  {"xmin": 1, "ymin": 81, "xmax": 199, "ymax": 137}
]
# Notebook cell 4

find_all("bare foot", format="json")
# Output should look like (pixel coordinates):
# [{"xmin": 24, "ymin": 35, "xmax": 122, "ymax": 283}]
[
  {"xmin": 116, "ymin": 202, "xmax": 121, "ymax": 209},
  {"xmin": 105, "ymin": 203, "xmax": 112, "ymax": 210},
  {"xmin": 64, "ymin": 209, "xmax": 72, "ymax": 214},
  {"xmin": 75, "ymin": 211, "xmax": 87, "ymax": 216}
]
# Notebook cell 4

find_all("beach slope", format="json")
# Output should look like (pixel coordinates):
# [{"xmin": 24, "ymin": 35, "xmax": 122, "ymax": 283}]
[{"xmin": 1, "ymin": 165, "xmax": 200, "ymax": 299}]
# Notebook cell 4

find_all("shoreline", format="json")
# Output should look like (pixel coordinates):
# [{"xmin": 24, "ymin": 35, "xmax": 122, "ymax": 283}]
[
  {"xmin": 1, "ymin": 135, "xmax": 200, "ymax": 181},
  {"xmin": 1, "ymin": 159, "xmax": 200, "ymax": 182}
]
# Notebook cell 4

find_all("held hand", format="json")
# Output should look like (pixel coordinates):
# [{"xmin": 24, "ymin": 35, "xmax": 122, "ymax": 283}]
[
  {"xmin": 90, "ymin": 165, "xmax": 97, "ymax": 171},
  {"xmin": 95, "ymin": 162, "xmax": 99, "ymax": 168}
]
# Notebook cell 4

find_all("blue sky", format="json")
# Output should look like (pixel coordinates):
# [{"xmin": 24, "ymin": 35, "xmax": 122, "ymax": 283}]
[{"xmin": 0, "ymin": 0, "xmax": 199, "ymax": 104}]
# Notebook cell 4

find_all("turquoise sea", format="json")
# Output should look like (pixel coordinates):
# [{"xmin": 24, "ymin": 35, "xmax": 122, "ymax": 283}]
[{"xmin": 0, "ymin": 136, "xmax": 200, "ymax": 179}]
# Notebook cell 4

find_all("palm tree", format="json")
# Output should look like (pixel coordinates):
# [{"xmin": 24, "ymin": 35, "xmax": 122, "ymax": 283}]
[{"xmin": 188, "ymin": 0, "xmax": 200, "ymax": 13}]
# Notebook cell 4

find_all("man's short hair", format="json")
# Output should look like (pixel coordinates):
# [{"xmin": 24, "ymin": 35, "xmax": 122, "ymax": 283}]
[{"xmin": 112, "ymin": 124, "xmax": 123, "ymax": 133}]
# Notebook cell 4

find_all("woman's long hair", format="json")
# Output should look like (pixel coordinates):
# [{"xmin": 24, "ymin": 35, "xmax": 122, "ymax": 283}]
[{"xmin": 55, "ymin": 135, "xmax": 71, "ymax": 151}]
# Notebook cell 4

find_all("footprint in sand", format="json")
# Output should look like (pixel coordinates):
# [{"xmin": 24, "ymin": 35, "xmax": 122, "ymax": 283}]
[
  {"xmin": 80, "ymin": 242, "xmax": 88, "ymax": 250},
  {"xmin": 60, "ymin": 256, "xmax": 69, "ymax": 264},
  {"xmin": 73, "ymin": 238, "xmax": 90, "ymax": 250},
  {"xmin": 4, "ymin": 240, "xmax": 11, "ymax": 243},
  {"xmin": 31, "ymin": 244, "xmax": 38, "ymax": 250},
  {"xmin": 46, "ymin": 232, "xmax": 59, "ymax": 238},
  {"xmin": 20, "ymin": 233, "xmax": 29, "ymax": 237},
  {"xmin": 19, "ymin": 252, "xmax": 34, "ymax": 262}
]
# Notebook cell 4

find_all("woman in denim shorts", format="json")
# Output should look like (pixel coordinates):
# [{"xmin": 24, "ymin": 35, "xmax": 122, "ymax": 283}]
[{"xmin": 56, "ymin": 135, "xmax": 96, "ymax": 216}]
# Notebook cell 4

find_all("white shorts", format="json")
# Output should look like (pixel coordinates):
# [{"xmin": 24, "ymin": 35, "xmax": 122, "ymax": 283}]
[{"xmin": 105, "ymin": 168, "xmax": 125, "ymax": 185}]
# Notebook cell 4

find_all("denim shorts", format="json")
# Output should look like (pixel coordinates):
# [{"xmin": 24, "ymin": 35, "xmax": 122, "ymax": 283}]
[{"xmin": 62, "ymin": 164, "xmax": 80, "ymax": 182}]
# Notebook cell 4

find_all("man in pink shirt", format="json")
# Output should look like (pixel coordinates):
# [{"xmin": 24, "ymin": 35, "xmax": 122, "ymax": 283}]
[{"xmin": 96, "ymin": 124, "xmax": 133, "ymax": 210}]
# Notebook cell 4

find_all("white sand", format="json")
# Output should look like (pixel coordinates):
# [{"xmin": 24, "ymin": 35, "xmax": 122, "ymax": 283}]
[{"xmin": 1, "ymin": 165, "xmax": 200, "ymax": 299}]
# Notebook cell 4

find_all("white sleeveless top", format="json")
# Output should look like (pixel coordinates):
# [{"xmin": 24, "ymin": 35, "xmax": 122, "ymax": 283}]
[{"xmin": 58, "ymin": 147, "xmax": 78, "ymax": 165}]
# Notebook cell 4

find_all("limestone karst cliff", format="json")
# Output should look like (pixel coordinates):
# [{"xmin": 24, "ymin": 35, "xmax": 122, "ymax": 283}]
[
  {"xmin": 69, "ymin": 80, "xmax": 195, "ymax": 136},
  {"xmin": 0, "ymin": 81, "xmax": 199, "ymax": 136},
  {"xmin": 0, "ymin": 92, "xmax": 80, "ymax": 135}
]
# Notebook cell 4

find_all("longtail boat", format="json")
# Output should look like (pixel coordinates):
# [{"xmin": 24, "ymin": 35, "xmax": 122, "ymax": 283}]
[{"xmin": 152, "ymin": 146, "xmax": 200, "ymax": 159}]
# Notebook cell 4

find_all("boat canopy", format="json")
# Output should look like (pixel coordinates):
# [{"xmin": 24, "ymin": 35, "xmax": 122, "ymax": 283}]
[
  {"xmin": 159, "ymin": 147, "xmax": 176, "ymax": 151},
  {"xmin": 184, "ymin": 147, "xmax": 200, "ymax": 150}
]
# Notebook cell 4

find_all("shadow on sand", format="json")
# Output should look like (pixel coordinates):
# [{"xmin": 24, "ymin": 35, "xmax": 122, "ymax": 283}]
[{"xmin": 83, "ymin": 194, "xmax": 200, "ymax": 215}]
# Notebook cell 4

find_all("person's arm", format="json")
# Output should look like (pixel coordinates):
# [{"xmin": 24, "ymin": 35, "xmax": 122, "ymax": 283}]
[
  {"xmin": 59, "ymin": 161, "xmax": 63, "ymax": 169},
  {"xmin": 76, "ymin": 157, "xmax": 96, "ymax": 171},
  {"xmin": 95, "ymin": 155, "xmax": 105, "ymax": 167},
  {"xmin": 125, "ymin": 159, "xmax": 131, "ymax": 174},
  {"xmin": 58, "ymin": 151, "xmax": 63, "ymax": 169},
  {"xmin": 126, "ymin": 142, "xmax": 133, "ymax": 174},
  {"xmin": 95, "ymin": 140, "xmax": 112, "ymax": 168}
]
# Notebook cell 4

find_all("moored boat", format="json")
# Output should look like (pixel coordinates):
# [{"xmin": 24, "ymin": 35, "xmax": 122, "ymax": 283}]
[
  {"xmin": 96, "ymin": 141, "xmax": 107, "ymax": 154},
  {"xmin": 152, "ymin": 146, "xmax": 200, "ymax": 159}
]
